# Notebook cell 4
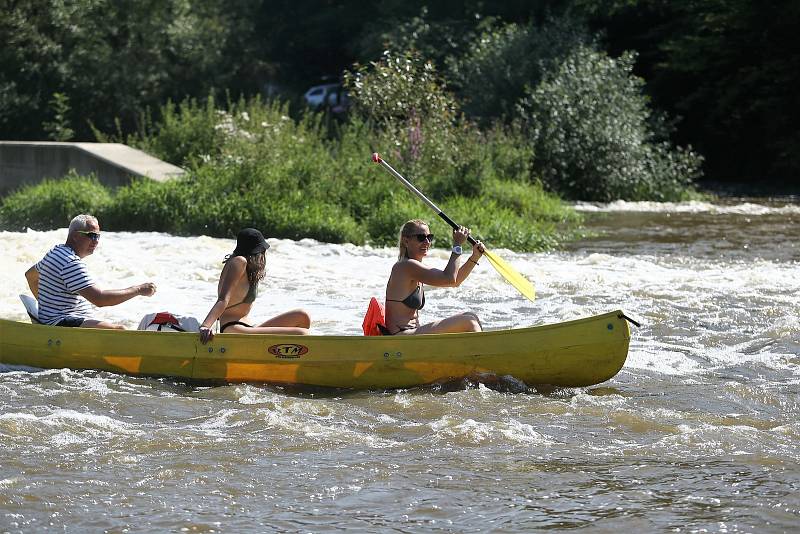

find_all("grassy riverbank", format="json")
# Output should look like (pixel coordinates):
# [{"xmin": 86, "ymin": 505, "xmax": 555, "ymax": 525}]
[
  {"xmin": 0, "ymin": 98, "xmax": 582, "ymax": 251},
  {"xmin": 1, "ymin": 47, "xmax": 711, "ymax": 250}
]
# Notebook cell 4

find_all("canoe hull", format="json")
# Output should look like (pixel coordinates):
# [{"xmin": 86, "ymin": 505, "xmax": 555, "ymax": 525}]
[{"xmin": 0, "ymin": 311, "xmax": 631, "ymax": 389}]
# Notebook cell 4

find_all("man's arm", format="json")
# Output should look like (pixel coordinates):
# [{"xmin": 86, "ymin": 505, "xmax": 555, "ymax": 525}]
[
  {"xmin": 79, "ymin": 283, "xmax": 156, "ymax": 307},
  {"xmin": 25, "ymin": 266, "xmax": 39, "ymax": 298}
]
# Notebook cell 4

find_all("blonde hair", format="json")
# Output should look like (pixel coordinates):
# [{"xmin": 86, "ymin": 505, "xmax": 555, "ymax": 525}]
[{"xmin": 397, "ymin": 219, "xmax": 428, "ymax": 260}]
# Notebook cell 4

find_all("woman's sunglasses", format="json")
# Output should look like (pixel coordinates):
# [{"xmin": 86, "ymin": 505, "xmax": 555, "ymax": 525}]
[
  {"xmin": 76, "ymin": 230, "xmax": 101, "ymax": 242},
  {"xmin": 408, "ymin": 233, "xmax": 434, "ymax": 243}
]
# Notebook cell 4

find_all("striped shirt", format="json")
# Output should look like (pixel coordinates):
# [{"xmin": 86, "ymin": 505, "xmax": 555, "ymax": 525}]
[{"xmin": 35, "ymin": 244, "xmax": 95, "ymax": 325}]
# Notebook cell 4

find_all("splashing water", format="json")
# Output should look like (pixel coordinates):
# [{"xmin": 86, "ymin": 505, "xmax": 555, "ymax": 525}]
[{"xmin": 1, "ymin": 198, "xmax": 798, "ymax": 531}]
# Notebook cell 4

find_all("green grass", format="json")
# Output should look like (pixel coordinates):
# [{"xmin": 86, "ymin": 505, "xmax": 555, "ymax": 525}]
[
  {"xmin": 0, "ymin": 172, "xmax": 113, "ymax": 231},
  {"xmin": 0, "ymin": 97, "xmax": 581, "ymax": 251}
]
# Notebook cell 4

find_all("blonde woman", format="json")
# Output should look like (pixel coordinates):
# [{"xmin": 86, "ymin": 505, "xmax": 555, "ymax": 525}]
[
  {"xmin": 383, "ymin": 219, "xmax": 485, "ymax": 335},
  {"xmin": 199, "ymin": 228, "xmax": 310, "ymax": 343}
]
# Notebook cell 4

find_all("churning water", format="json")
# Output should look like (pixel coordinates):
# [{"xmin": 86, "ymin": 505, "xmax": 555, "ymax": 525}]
[{"xmin": 1, "ymin": 198, "xmax": 798, "ymax": 532}]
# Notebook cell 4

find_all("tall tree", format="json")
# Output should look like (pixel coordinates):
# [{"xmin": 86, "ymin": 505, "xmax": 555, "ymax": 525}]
[
  {"xmin": 0, "ymin": 0, "xmax": 269, "ymax": 140},
  {"xmin": 586, "ymin": 0, "xmax": 800, "ymax": 185}
]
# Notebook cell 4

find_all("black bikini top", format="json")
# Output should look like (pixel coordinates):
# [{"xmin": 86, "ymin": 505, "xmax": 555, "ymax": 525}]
[{"xmin": 387, "ymin": 284, "xmax": 425, "ymax": 310}]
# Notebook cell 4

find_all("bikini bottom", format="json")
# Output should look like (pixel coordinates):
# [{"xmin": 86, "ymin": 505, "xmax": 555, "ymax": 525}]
[
  {"xmin": 220, "ymin": 320, "xmax": 253, "ymax": 333},
  {"xmin": 380, "ymin": 324, "xmax": 414, "ymax": 336}
]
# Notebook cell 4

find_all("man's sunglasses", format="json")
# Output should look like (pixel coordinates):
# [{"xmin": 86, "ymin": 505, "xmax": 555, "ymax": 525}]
[
  {"xmin": 76, "ymin": 230, "xmax": 101, "ymax": 242},
  {"xmin": 408, "ymin": 233, "xmax": 435, "ymax": 243}
]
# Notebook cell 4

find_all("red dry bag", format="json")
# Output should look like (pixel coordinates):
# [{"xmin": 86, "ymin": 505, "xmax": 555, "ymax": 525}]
[{"xmin": 362, "ymin": 297, "xmax": 387, "ymax": 336}]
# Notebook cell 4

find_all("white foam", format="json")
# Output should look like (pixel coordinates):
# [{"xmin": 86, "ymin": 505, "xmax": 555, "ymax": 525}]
[
  {"xmin": 574, "ymin": 200, "xmax": 800, "ymax": 215},
  {"xmin": 2, "ymin": 223, "xmax": 798, "ymax": 380},
  {"xmin": 428, "ymin": 415, "xmax": 553, "ymax": 445},
  {"xmin": 0, "ymin": 409, "xmax": 140, "ymax": 439}
]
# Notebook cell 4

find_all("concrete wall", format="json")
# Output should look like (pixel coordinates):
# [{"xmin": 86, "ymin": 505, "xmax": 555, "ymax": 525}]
[{"xmin": 0, "ymin": 141, "xmax": 185, "ymax": 195}]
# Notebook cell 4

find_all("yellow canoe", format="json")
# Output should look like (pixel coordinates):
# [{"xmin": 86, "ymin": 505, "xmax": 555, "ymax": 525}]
[{"xmin": 0, "ymin": 311, "xmax": 632, "ymax": 389}]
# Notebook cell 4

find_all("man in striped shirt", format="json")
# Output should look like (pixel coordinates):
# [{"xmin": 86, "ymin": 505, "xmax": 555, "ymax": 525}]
[{"xmin": 24, "ymin": 214, "xmax": 157, "ymax": 329}]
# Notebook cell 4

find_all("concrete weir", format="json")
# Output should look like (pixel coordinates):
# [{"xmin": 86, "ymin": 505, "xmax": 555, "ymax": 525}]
[{"xmin": 0, "ymin": 141, "xmax": 185, "ymax": 195}]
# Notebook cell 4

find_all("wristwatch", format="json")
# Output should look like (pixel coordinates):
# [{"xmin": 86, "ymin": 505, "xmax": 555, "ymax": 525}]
[{"xmin": 452, "ymin": 245, "xmax": 463, "ymax": 255}]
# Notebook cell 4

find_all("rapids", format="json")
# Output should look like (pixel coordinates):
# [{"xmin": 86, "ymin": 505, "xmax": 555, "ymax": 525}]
[{"xmin": 1, "ymin": 198, "xmax": 798, "ymax": 532}]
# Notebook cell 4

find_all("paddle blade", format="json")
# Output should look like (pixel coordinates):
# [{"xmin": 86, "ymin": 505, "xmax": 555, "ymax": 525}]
[{"xmin": 483, "ymin": 249, "xmax": 536, "ymax": 302}]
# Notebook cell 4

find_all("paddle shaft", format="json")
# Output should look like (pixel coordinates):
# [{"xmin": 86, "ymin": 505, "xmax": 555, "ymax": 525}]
[{"xmin": 373, "ymin": 155, "xmax": 477, "ymax": 246}]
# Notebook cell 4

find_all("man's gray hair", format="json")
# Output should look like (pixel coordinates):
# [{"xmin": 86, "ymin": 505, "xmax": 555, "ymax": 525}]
[{"xmin": 68, "ymin": 214, "xmax": 98, "ymax": 233}]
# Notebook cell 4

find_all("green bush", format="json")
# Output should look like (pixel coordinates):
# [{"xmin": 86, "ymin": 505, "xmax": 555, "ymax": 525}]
[
  {"xmin": 447, "ymin": 18, "xmax": 590, "ymax": 122},
  {"xmin": 340, "ymin": 50, "xmax": 580, "ymax": 250},
  {"xmin": 345, "ymin": 51, "xmax": 457, "ymax": 133},
  {"xmin": 98, "ymin": 102, "xmax": 366, "ymax": 244},
  {"xmin": 1, "ymin": 93, "xmax": 583, "ymax": 252},
  {"xmin": 43, "ymin": 92, "xmax": 75, "ymax": 142},
  {"xmin": 362, "ymin": 189, "xmax": 573, "ymax": 252},
  {"xmin": 344, "ymin": 50, "xmax": 462, "ymax": 178},
  {"xmin": 423, "ymin": 196, "xmax": 564, "ymax": 252},
  {"xmin": 520, "ymin": 46, "xmax": 703, "ymax": 201},
  {"xmin": 129, "ymin": 96, "xmax": 225, "ymax": 167},
  {"xmin": 103, "ymin": 172, "xmax": 367, "ymax": 245},
  {"xmin": 362, "ymin": 195, "xmax": 430, "ymax": 248},
  {"xmin": 102, "ymin": 177, "xmax": 195, "ymax": 234},
  {"xmin": 473, "ymin": 123, "xmax": 536, "ymax": 184},
  {"xmin": 483, "ymin": 179, "xmax": 582, "ymax": 227},
  {"xmin": 0, "ymin": 172, "xmax": 112, "ymax": 231},
  {"xmin": 358, "ymin": 18, "xmax": 702, "ymax": 203}
]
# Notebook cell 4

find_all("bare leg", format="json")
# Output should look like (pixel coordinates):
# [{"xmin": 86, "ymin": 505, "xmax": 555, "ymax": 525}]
[
  {"xmin": 224, "ymin": 309, "xmax": 311, "ymax": 335},
  {"xmin": 259, "ymin": 308, "xmax": 311, "ymax": 329},
  {"xmin": 397, "ymin": 312, "xmax": 482, "ymax": 335},
  {"xmin": 80, "ymin": 319, "xmax": 125, "ymax": 330}
]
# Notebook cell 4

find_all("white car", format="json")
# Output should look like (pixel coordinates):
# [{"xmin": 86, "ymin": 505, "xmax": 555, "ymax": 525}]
[{"xmin": 303, "ymin": 84, "xmax": 342, "ymax": 109}]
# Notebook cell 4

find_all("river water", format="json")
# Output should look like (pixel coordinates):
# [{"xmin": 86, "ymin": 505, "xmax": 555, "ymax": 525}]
[{"xmin": 1, "ymin": 199, "xmax": 798, "ymax": 532}]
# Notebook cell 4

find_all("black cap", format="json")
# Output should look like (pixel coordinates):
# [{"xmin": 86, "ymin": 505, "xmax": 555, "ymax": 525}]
[{"xmin": 231, "ymin": 228, "xmax": 270, "ymax": 257}]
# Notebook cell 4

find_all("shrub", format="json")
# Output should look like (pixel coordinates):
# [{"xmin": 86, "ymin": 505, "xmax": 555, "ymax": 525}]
[
  {"xmin": 447, "ymin": 18, "xmax": 590, "ymax": 122},
  {"xmin": 432, "ymin": 196, "xmax": 566, "ymax": 252},
  {"xmin": 344, "ymin": 50, "xmax": 462, "ymax": 177},
  {"xmin": 0, "ymin": 172, "xmax": 112, "ymax": 231},
  {"xmin": 43, "ymin": 92, "xmax": 75, "ymax": 142},
  {"xmin": 1, "ymin": 94, "xmax": 582, "ymax": 252},
  {"xmin": 483, "ymin": 179, "xmax": 582, "ymax": 228},
  {"xmin": 102, "ymin": 178, "xmax": 194, "ymax": 234},
  {"xmin": 102, "ymin": 171, "xmax": 367, "ymax": 244},
  {"xmin": 362, "ymin": 195, "xmax": 429, "ymax": 248},
  {"xmin": 130, "ymin": 96, "xmax": 225, "ymax": 168},
  {"xmin": 251, "ymin": 197, "xmax": 367, "ymax": 245},
  {"xmin": 359, "ymin": 161, "xmax": 579, "ymax": 251},
  {"xmin": 345, "ymin": 51, "xmax": 457, "ymax": 133},
  {"xmin": 519, "ymin": 45, "xmax": 703, "ymax": 201}
]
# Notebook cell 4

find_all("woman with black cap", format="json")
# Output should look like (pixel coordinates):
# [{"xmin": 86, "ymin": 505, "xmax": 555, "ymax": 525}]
[{"xmin": 198, "ymin": 228, "xmax": 311, "ymax": 343}]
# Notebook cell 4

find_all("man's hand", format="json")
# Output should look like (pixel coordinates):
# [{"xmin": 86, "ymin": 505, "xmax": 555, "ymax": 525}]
[
  {"xmin": 137, "ymin": 283, "xmax": 157, "ymax": 297},
  {"xmin": 81, "ymin": 282, "xmax": 157, "ymax": 307}
]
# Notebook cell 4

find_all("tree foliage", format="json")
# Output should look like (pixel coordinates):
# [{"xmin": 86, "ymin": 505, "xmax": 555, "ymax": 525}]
[
  {"xmin": 447, "ymin": 18, "xmax": 591, "ymax": 122},
  {"xmin": 520, "ymin": 46, "xmax": 703, "ymax": 201},
  {"xmin": 1, "ymin": 95, "xmax": 580, "ymax": 251},
  {"xmin": 582, "ymin": 0, "xmax": 800, "ymax": 184},
  {"xmin": 1, "ymin": 0, "xmax": 796, "ymax": 186},
  {"xmin": 0, "ymin": 0, "xmax": 266, "ymax": 140}
]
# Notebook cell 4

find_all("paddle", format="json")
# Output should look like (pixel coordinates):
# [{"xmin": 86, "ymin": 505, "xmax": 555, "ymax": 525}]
[{"xmin": 372, "ymin": 153, "xmax": 536, "ymax": 302}]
